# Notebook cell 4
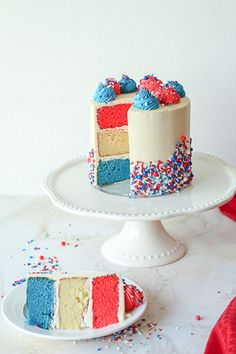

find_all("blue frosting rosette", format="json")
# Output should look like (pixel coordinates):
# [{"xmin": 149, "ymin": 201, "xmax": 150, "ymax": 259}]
[
  {"xmin": 165, "ymin": 80, "xmax": 185, "ymax": 98},
  {"xmin": 133, "ymin": 88, "xmax": 159, "ymax": 110},
  {"xmin": 119, "ymin": 75, "xmax": 137, "ymax": 93},
  {"xmin": 93, "ymin": 83, "xmax": 116, "ymax": 104}
]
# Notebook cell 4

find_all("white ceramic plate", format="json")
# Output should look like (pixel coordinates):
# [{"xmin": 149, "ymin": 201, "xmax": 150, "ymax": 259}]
[{"xmin": 2, "ymin": 279, "xmax": 147, "ymax": 341}]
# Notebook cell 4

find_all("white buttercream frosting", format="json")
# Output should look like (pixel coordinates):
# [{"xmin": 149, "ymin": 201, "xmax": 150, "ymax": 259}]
[{"xmin": 128, "ymin": 97, "xmax": 190, "ymax": 162}]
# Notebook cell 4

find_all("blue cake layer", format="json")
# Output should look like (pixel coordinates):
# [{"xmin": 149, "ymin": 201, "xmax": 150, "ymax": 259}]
[
  {"xmin": 26, "ymin": 277, "xmax": 56, "ymax": 329},
  {"xmin": 97, "ymin": 158, "xmax": 130, "ymax": 186}
]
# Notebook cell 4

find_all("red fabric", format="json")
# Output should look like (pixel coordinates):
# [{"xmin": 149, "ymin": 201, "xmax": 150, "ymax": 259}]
[
  {"xmin": 219, "ymin": 196, "xmax": 236, "ymax": 222},
  {"xmin": 204, "ymin": 297, "xmax": 236, "ymax": 354}
]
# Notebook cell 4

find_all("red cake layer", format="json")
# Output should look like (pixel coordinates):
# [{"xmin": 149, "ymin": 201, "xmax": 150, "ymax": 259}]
[
  {"xmin": 92, "ymin": 275, "xmax": 119, "ymax": 328},
  {"xmin": 97, "ymin": 103, "xmax": 132, "ymax": 129}
]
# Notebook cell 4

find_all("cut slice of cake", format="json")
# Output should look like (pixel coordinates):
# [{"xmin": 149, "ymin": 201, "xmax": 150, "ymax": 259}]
[{"xmin": 26, "ymin": 273, "xmax": 126, "ymax": 330}]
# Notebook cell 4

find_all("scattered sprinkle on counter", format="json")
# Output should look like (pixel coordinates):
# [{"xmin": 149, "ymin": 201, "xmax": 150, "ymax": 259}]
[{"xmin": 93, "ymin": 319, "xmax": 163, "ymax": 352}]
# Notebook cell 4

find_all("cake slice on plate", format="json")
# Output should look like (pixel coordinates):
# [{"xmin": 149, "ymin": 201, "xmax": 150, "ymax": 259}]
[{"xmin": 26, "ymin": 273, "xmax": 143, "ymax": 330}]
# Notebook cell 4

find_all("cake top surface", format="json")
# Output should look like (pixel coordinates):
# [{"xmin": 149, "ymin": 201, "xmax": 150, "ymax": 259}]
[{"xmin": 92, "ymin": 74, "xmax": 187, "ymax": 109}]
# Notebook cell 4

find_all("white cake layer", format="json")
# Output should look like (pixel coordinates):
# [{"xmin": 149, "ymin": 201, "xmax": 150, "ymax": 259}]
[{"xmin": 99, "ymin": 153, "xmax": 129, "ymax": 161}]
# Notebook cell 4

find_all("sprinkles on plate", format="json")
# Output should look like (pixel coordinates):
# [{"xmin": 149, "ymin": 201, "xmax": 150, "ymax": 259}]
[{"xmin": 94, "ymin": 319, "xmax": 162, "ymax": 352}]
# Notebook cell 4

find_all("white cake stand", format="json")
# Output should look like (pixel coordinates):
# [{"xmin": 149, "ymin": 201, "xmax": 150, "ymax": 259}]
[{"xmin": 42, "ymin": 153, "xmax": 236, "ymax": 267}]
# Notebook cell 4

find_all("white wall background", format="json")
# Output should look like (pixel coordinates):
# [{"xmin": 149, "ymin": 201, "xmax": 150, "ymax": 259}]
[{"xmin": 1, "ymin": 0, "xmax": 236, "ymax": 195}]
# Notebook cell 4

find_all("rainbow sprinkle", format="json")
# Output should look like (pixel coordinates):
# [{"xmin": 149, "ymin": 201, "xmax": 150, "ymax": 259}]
[
  {"xmin": 94, "ymin": 319, "xmax": 161, "ymax": 352},
  {"xmin": 88, "ymin": 138, "xmax": 193, "ymax": 197},
  {"xmin": 130, "ymin": 136, "xmax": 193, "ymax": 197},
  {"xmin": 12, "ymin": 278, "xmax": 27, "ymax": 287},
  {"xmin": 24, "ymin": 255, "xmax": 62, "ymax": 274}
]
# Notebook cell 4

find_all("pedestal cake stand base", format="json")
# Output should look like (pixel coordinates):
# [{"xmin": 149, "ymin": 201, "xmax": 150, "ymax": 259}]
[{"xmin": 101, "ymin": 220, "xmax": 186, "ymax": 267}]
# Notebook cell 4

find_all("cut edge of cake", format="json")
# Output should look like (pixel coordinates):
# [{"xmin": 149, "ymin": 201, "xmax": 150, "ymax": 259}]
[{"xmin": 89, "ymin": 93, "xmax": 135, "ymax": 186}]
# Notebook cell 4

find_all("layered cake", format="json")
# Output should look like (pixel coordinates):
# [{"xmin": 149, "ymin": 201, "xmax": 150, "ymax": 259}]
[
  {"xmin": 88, "ymin": 74, "xmax": 193, "ymax": 197},
  {"xmin": 26, "ymin": 273, "xmax": 143, "ymax": 330}
]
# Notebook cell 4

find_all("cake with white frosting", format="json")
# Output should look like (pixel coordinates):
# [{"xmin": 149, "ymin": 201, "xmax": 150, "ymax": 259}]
[{"xmin": 88, "ymin": 74, "xmax": 193, "ymax": 197}]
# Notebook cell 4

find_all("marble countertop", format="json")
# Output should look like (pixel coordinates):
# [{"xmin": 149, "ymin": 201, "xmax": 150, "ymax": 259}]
[{"xmin": 0, "ymin": 195, "xmax": 236, "ymax": 354}]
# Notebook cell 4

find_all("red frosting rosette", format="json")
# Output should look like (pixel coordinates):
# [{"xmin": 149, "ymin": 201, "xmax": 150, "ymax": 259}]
[
  {"xmin": 161, "ymin": 85, "xmax": 181, "ymax": 105},
  {"xmin": 140, "ymin": 75, "xmax": 162, "ymax": 94},
  {"xmin": 152, "ymin": 85, "xmax": 181, "ymax": 105},
  {"xmin": 151, "ymin": 85, "xmax": 165, "ymax": 103},
  {"xmin": 105, "ymin": 78, "xmax": 121, "ymax": 95},
  {"xmin": 124, "ymin": 284, "xmax": 144, "ymax": 312}
]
